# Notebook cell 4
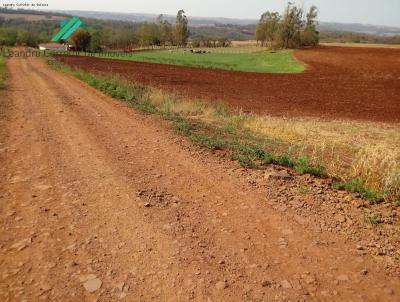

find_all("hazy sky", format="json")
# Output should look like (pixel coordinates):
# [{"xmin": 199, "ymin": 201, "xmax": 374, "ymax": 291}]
[{"xmin": 14, "ymin": 0, "xmax": 400, "ymax": 27}]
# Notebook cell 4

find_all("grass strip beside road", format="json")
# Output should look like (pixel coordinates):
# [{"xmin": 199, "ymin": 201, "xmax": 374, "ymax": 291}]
[
  {"xmin": 0, "ymin": 52, "xmax": 5, "ymax": 90},
  {"xmin": 48, "ymin": 58, "xmax": 398, "ymax": 205}
]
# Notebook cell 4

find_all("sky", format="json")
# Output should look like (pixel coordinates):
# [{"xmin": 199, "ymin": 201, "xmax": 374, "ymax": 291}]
[{"xmin": 5, "ymin": 0, "xmax": 400, "ymax": 27}]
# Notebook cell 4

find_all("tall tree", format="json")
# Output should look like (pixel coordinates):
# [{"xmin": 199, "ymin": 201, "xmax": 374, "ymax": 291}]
[
  {"xmin": 174, "ymin": 10, "xmax": 189, "ymax": 46},
  {"xmin": 256, "ymin": 12, "xmax": 281, "ymax": 47},
  {"xmin": 137, "ymin": 23, "xmax": 160, "ymax": 46},
  {"xmin": 70, "ymin": 29, "xmax": 91, "ymax": 51},
  {"xmin": 160, "ymin": 23, "xmax": 173, "ymax": 46},
  {"xmin": 0, "ymin": 28, "xmax": 18, "ymax": 46},
  {"xmin": 301, "ymin": 5, "xmax": 319, "ymax": 46},
  {"xmin": 90, "ymin": 30, "xmax": 103, "ymax": 52},
  {"xmin": 279, "ymin": 2, "xmax": 304, "ymax": 48},
  {"xmin": 255, "ymin": 2, "xmax": 319, "ymax": 49}
]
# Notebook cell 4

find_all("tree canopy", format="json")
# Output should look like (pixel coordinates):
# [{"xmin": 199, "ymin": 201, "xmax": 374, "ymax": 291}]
[{"xmin": 256, "ymin": 2, "xmax": 319, "ymax": 48}]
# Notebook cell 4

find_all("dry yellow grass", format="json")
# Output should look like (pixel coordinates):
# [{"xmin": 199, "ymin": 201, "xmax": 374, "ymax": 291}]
[
  {"xmin": 147, "ymin": 89, "xmax": 400, "ymax": 201},
  {"xmin": 241, "ymin": 116, "xmax": 400, "ymax": 199},
  {"xmin": 231, "ymin": 40, "xmax": 259, "ymax": 47}
]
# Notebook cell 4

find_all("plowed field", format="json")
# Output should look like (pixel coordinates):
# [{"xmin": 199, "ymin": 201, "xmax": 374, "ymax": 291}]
[{"xmin": 55, "ymin": 46, "xmax": 400, "ymax": 123}]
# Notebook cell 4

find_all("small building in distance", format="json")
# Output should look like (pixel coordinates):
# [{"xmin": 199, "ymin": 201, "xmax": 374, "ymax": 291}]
[{"xmin": 38, "ymin": 43, "xmax": 70, "ymax": 51}]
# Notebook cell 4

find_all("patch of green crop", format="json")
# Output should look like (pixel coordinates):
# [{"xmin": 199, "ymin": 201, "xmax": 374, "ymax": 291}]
[
  {"xmin": 272, "ymin": 154, "xmax": 295, "ymax": 168},
  {"xmin": 190, "ymin": 133, "xmax": 227, "ymax": 150},
  {"xmin": 65, "ymin": 49, "xmax": 305, "ymax": 74},
  {"xmin": 231, "ymin": 153, "xmax": 255, "ymax": 168},
  {"xmin": 334, "ymin": 179, "xmax": 384, "ymax": 204},
  {"xmin": 294, "ymin": 157, "xmax": 325, "ymax": 177}
]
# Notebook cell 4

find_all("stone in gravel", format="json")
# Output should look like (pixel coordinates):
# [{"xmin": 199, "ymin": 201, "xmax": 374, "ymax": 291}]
[
  {"xmin": 273, "ymin": 204, "xmax": 287, "ymax": 212},
  {"xmin": 384, "ymin": 288, "xmax": 394, "ymax": 295},
  {"xmin": 291, "ymin": 279, "xmax": 302, "ymax": 290},
  {"xmin": 40, "ymin": 283, "xmax": 52, "ymax": 293},
  {"xmin": 304, "ymin": 275, "xmax": 316, "ymax": 284},
  {"xmin": 35, "ymin": 184, "xmax": 52, "ymax": 191},
  {"xmin": 360, "ymin": 269, "xmax": 368, "ymax": 275},
  {"xmin": 261, "ymin": 280, "xmax": 272, "ymax": 287},
  {"xmin": 334, "ymin": 214, "xmax": 346, "ymax": 223},
  {"xmin": 162, "ymin": 224, "xmax": 171, "ymax": 230},
  {"xmin": 116, "ymin": 281, "xmax": 125, "ymax": 291},
  {"xmin": 215, "ymin": 281, "xmax": 227, "ymax": 290},
  {"xmin": 278, "ymin": 238, "xmax": 288, "ymax": 247},
  {"xmin": 79, "ymin": 274, "xmax": 97, "ymax": 282},
  {"xmin": 65, "ymin": 244, "xmax": 76, "ymax": 251},
  {"xmin": 83, "ymin": 278, "xmax": 102, "ymax": 293},
  {"xmin": 11, "ymin": 238, "xmax": 32, "ymax": 251},
  {"xmin": 294, "ymin": 215, "xmax": 308, "ymax": 225},
  {"xmin": 6, "ymin": 210, "xmax": 16, "ymax": 217},
  {"xmin": 336, "ymin": 274, "xmax": 349, "ymax": 281},
  {"xmin": 281, "ymin": 280, "xmax": 292, "ymax": 289},
  {"xmin": 265, "ymin": 171, "xmax": 292, "ymax": 180},
  {"xmin": 282, "ymin": 229, "xmax": 293, "ymax": 235}
]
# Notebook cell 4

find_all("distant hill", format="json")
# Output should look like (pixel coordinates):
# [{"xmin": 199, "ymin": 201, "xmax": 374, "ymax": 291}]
[
  {"xmin": 1, "ymin": 8, "xmax": 399, "ymax": 39},
  {"xmin": 0, "ymin": 12, "xmax": 64, "ymax": 21},
  {"xmin": 60, "ymin": 10, "xmax": 400, "ymax": 36},
  {"xmin": 60, "ymin": 10, "xmax": 257, "ymax": 26},
  {"xmin": 318, "ymin": 22, "xmax": 400, "ymax": 36}
]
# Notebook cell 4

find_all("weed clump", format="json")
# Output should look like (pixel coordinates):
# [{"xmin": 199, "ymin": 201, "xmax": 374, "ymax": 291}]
[
  {"xmin": 334, "ymin": 179, "xmax": 384, "ymax": 204},
  {"xmin": 364, "ymin": 212, "xmax": 382, "ymax": 225}
]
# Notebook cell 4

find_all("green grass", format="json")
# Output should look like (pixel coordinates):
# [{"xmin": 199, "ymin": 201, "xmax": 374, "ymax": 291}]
[
  {"xmin": 333, "ymin": 179, "xmax": 384, "ymax": 204},
  {"xmin": 74, "ymin": 48, "xmax": 305, "ymax": 73}
]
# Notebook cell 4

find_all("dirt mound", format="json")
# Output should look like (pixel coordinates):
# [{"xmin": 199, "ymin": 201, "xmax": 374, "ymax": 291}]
[{"xmin": 56, "ymin": 46, "xmax": 400, "ymax": 123}]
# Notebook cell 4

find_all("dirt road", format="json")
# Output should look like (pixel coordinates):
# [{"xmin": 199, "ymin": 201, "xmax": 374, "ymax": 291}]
[
  {"xmin": 0, "ymin": 56, "xmax": 399, "ymax": 301},
  {"xmin": 56, "ymin": 46, "xmax": 400, "ymax": 123}
]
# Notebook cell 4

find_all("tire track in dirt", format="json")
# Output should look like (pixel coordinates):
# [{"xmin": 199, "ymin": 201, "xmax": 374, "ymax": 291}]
[{"xmin": 0, "ymin": 56, "xmax": 399, "ymax": 301}]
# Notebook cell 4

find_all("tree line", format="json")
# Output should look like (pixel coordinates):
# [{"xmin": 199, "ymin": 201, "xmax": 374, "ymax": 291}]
[
  {"xmin": 0, "ymin": 10, "xmax": 190, "ymax": 51},
  {"xmin": 0, "ymin": 27, "xmax": 48, "ymax": 47},
  {"xmin": 1, "ymin": 5, "xmax": 320, "ymax": 51},
  {"xmin": 256, "ymin": 2, "xmax": 319, "ymax": 48},
  {"xmin": 85, "ymin": 10, "xmax": 189, "ymax": 51}
]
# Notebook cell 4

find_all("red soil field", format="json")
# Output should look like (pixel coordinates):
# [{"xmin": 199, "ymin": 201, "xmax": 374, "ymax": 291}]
[{"xmin": 55, "ymin": 46, "xmax": 400, "ymax": 123}]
